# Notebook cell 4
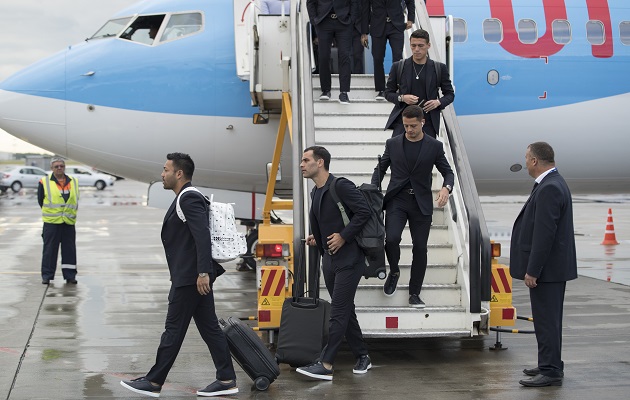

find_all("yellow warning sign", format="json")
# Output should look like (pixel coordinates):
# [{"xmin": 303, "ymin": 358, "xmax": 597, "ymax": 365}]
[
  {"xmin": 261, "ymin": 298, "xmax": 270, "ymax": 306},
  {"xmin": 490, "ymin": 295, "xmax": 498, "ymax": 302}
]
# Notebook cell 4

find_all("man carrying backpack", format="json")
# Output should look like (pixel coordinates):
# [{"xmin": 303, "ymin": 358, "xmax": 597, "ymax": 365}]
[
  {"xmin": 120, "ymin": 152, "xmax": 238, "ymax": 398},
  {"xmin": 372, "ymin": 106, "xmax": 454, "ymax": 307},
  {"xmin": 298, "ymin": 145, "xmax": 372, "ymax": 380}
]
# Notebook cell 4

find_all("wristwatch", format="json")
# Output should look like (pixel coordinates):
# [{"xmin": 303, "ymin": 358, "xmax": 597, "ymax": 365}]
[
  {"xmin": 198, "ymin": 273, "xmax": 208, "ymax": 278},
  {"xmin": 398, "ymin": 94, "xmax": 403, "ymax": 102},
  {"xmin": 445, "ymin": 185, "xmax": 452, "ymax": 193}
]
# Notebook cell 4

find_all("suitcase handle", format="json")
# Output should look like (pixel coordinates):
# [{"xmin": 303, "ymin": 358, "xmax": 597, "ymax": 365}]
[{"xmin": 289, "ymin": 297, "xmax": 322, "ymax": 309}]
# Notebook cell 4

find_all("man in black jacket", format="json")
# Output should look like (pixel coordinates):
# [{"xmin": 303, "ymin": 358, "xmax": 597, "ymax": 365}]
[
  {"xmin": 384, "ymin": 29, "xmax": 454, "ymax": 138},
  {"xmin": 307, "ymin": 0, "xmax": 361, "ymax": 104},
  {"xmin": 366, "ymin": 0, "xmax": 415, "ymax": 100},
  {"xmin": 510, "ymin": 142, "xmax": 577, "ymax": 387},
  {"xmin": 121, "ymin": 153, "xmax": 237, "ymax": 398},
  {"xmin": 297, "ymin": 146, "xmax": 372, "ymax": 380},
  {"xmin": 372, "ymin": 106, "xmax": 454, "ymax": 307}
]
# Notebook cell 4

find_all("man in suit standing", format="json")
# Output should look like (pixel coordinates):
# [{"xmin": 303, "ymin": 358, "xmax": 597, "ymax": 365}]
[
  {"xmin": 367, "ymin": 0, "xmax": 415, "ymax": 100},
  {"xmin": 297, "ymin": 146, "xmax": 372, "ymax": 380},
  {"xmin": 121, "ymin": 153, "xmax": 238, "ymax": 398},
  {"xmin": 372, "ymin": 106, "xmax": 454, "ymax": 307},
  {"xmin": 384, "ymin": 29, "xmax": 454, "ymax": 138},
  {"xmin": 510, "ymin": 142, "xmax": 577, "ymax": 387},
  {"xmin": 307, "ymin": 0, "xmax": 361, "ymax": 104}
]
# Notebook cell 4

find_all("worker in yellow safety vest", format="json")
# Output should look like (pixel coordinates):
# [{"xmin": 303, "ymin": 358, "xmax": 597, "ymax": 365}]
[{"xmin": 37, "ymin": 157, "xmax": 80, "ymax": 285}]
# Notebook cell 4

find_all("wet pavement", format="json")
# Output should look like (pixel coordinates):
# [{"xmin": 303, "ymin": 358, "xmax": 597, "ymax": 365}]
[{"xmin": 1, "ymin": 180, "xmax": 629, "ymax": 399}]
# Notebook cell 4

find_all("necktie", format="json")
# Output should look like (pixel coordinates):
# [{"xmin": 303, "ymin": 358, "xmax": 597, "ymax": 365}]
[{"xmin": 531, "ymin": 182, "xmax": 539, "ymax": 193}]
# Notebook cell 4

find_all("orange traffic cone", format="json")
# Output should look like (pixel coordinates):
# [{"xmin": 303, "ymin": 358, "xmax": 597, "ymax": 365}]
[{"xmin": 601, "ymin": 208, "xmax": 619, "ymax": 245}]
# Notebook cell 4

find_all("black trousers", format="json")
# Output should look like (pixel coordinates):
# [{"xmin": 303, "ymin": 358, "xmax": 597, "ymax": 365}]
[
  {"xmin": 316, "ymin": 17, "xmax": 353, "ymax": 92},
  {"xmin": 146, "ymin": 284, "xmax": 236, "ymax": 385},
  {"xmin": 372, "ymin": 23, "xmax": 404, "ymax": 91},
  {"xmin": 351, "ymin": 28, "xmax": 365, "ymax": 74},
  {"xmin": 384, "ymin": 192, "xmax": 432, "ymax": 295},
  {"xmin": 321, "ymin": 254, "xmax": 368, "ymax": 364},
  {"xmin": 41, "ymin": 222, "xmax": 77, "ymax": 281},
  {"xmin": 530, "ymin": 281, "xmax": 566, "ymax": 378},
  {"xmin": 391, "ymin": 114, "xmax": 437, "ymax": 138}
]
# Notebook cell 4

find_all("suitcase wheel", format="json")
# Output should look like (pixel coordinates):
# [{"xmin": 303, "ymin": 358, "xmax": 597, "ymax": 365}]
[
  {"xmin": 377, "ymin": 270, "xmax": 387, "ymax": 280},
  {"xmin": 254, "ymin": 376, "xmax": 270, "ymax": 391}
]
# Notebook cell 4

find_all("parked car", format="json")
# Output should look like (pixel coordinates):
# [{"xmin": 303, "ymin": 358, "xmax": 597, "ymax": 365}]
[
  {"xmin": 60, "ymin": 166, "xmax": 116, "ymax": 190},
  {"xmin": 0, "ymin": 165, "xmax": 47, "ymax": 193}
]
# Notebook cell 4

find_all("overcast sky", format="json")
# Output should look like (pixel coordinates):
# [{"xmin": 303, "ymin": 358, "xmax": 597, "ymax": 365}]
[{"xmin": 0, "ymin": 0, "xmax": 139, "ymax": 154}]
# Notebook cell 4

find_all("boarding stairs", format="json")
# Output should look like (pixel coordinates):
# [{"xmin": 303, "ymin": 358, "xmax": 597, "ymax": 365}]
[
  {"xmin": 300, "ymin": 1, "xmax": 491, "ymax": 338},
  {"xmin": 238, "ymin": 0, "xmax": 491, "ymax": 338}
]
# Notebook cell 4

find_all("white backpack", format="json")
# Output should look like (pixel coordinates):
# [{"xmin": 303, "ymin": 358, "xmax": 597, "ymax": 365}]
[{"xmin": 176, "ymin": 187, "xmax": 247, "ymax": 263}]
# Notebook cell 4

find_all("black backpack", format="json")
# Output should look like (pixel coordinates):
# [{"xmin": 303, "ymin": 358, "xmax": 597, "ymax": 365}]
[{"xmin": 328, "ymin": 176, "xmax": 387, "ymax": 279}]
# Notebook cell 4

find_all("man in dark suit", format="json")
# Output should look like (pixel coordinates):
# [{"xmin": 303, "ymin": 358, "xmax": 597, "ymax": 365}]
[
  {"xmin": 297, "ymin": 146, "xmax": 372, "ymax": 380},
  {"xmin": 307, "ymin": 0, "xmax": 361, "ymax": 104},
  {"xmin": 384, "ymin": 29, "xmax": 454, "ymax": 138},
  {"xmin": 366, "ymin": 0, "xmax": 415, "ymax": 100},
  {"xmin": 510, "ymin": 142, "xmax": 577, "ymax": 387},
  {"xmin": 372, "ymin": 106, "xmax": 454, "ymax": 307},
  {"xmin": 121, "ymin": 153, "xmax": 237, "ymax": 398}
]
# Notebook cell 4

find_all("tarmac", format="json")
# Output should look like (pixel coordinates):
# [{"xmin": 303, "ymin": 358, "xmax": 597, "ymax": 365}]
[{"xmin": 1, "ymin": 179, "xmax": 629, "ymax": 399}]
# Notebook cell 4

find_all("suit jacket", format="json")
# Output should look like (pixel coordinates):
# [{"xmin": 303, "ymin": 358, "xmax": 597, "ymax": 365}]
[
  {"xmin": 307, "ymin": 0, "xmax": 359, "ymax": 26},
  {"xmin": 371, "ymin": 134, "xmax": 454, "ymax": 216},
  {"xmin": 510, "ymin": 170, "xmax": 578, "ymax": 282},
  {"xmin": 309, "ymin": 174, "xmax": 370, "ymax": 267},
  {"xmin": 384, "ymin": 58, "xmax": 455, "ymax": 135},
  {"xmin": 161, "ymin": 182, "xmax": 224, "ymax": 287},
  {"xmin": 365, "ymin": 0, "xmax": 415, "ymax": 37}
]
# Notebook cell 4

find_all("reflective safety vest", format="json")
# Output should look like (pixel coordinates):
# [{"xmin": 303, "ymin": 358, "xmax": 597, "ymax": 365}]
[{"xmin": 41, "ymin": 174, "xmax": 79, "ymax": 225}]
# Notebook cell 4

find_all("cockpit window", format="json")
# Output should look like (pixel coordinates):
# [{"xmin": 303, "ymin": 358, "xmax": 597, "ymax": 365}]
[
  {"xmin": 90, "ymin": 17, "xmax": 132, "ymax": 40},
  {"xmin": 160, "ymin": 13, "xmax": 203, "ymax": 42},
  {"xmin": 120, "ymin": 15, "xmax": 166, "ymax": 45}
]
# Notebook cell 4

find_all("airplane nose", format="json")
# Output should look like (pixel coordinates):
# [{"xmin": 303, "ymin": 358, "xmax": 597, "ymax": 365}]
[{"xmin": 0, "ymin": 49, "xmax": 67, "ymax": 155}]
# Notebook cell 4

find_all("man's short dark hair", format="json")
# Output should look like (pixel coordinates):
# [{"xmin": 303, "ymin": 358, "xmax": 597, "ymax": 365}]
[
  {"xmin": 303, "ymin": 146, "xmax": 331, "ymax": 171},
  {"xmin": 528, "ymin": 142, "xmax": 555, "ymax": 164},
  {"xmin": 410, "ymin": 28, "xmax": 430, "ymax": 42},
  {"xmin": 402, "ymin": 105, "xmax": 425, "ymax": 121},
  {"xmin": 167, "ymin": 152, "xmax": 195, "ymax": 179}
]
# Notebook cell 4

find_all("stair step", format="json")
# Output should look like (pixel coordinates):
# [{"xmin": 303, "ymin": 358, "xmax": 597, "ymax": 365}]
[
  {"xmin": 315, "ymin": 127, "xmax": 390, "ymax": 142},
  {"xmin": 314, "ymin": 99, "xmax": 392, "ymax": 113},
  {"xmin": 333, "ymin": 283, "xmax": 462, "ymax": 307},
  {"xmin": 358, "ymin": 262, "xmax": 457, "ymax": 285},
  {"xmin": 354, "ymin": 306, "xmax": 468, "ymax": 331},
  {"xmin": 315, "ymin": 112, "xmax": 389, "ymax": 129},
  {"xmin": 360, "ymin": 328, "xmax": 472, "ymax": 338}
]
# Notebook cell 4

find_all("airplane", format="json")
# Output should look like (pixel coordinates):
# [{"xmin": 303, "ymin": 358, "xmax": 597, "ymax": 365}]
[{"xmin": 0, "ymin": 0, "xmax": 629, "ymax": 208}]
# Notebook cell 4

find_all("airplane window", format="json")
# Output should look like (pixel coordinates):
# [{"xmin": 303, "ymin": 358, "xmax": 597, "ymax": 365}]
[
  {"xmin": 453, "ymin": 18, "xmax": 467, "ymax": 43},
  {"xmin": 90, "ymin": 17, "xmax": 132, "ymax": 40},
  {"xmin": 552, "ymin": 19, "xmax": 571, "ymax": 44},
  {"xmin": 120, "ymin": 15, "xmax": 166, "ymax": 45},
  {"xmin": 518, "ymin": 19, "xmax": 537, "ymax": 44},
  {"xmin": 161, "ymin": 12, "xmax": 203, "ymax": 42},
  {"xmin": 620, "ymin": 21, "xmax": 630, "ymax": 45},
  {"xmin": 586, "ymin": 20, "xmax": 605, "ymax": 45},
  {"xmin": 483, "ymin": 19, "xmax": 503, "ymax": 43}
]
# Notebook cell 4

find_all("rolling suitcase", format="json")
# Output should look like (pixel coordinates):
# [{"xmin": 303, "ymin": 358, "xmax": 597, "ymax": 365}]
[
  {"xmin": 275, "ymin": 243, "xmax": 331, "ymax": 367},
  {"xmin": 219, "ymin": 317, "xmax": 279, "ymax": 390}
]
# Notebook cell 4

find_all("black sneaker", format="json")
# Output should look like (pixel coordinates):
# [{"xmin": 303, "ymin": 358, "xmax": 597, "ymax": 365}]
[
  {"xmin": 197, "ymin": 380, "xmax": 239, "ymax": 397},
  {"xmin": 120, "ymin": 377, "xmax": 162, "ymax": 398},
  {"xmin": 320, "ymin": 91, "xmax": 331, "ymax": 100},
  {"xmin": 66, "ymin": 279, "xmax": 77, "ymax": 284},
  {"xmin": 296, "ymin": 362, "xmax": 334, "ymax": 381},
  {"xmin": 353, "ymin": 355, "xmax": 372, "ymax": 374},
  {"xmin": 339, "ymin": 92, "xmax": 350, "ymax": 104},
  {"xmin": 409, "ymin": 294, "xmax": 425, "ymax": 308},
  {"xmin": 383, "ymin": 272, "xmax": 399, "ymax": 296},
  {"xmin": 42, "ymin": 280, "xmax": 50, "ymax": 285},
  {"xmin": 375, "ymin": 91, "xmax": 385, "ymax": 101}
]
